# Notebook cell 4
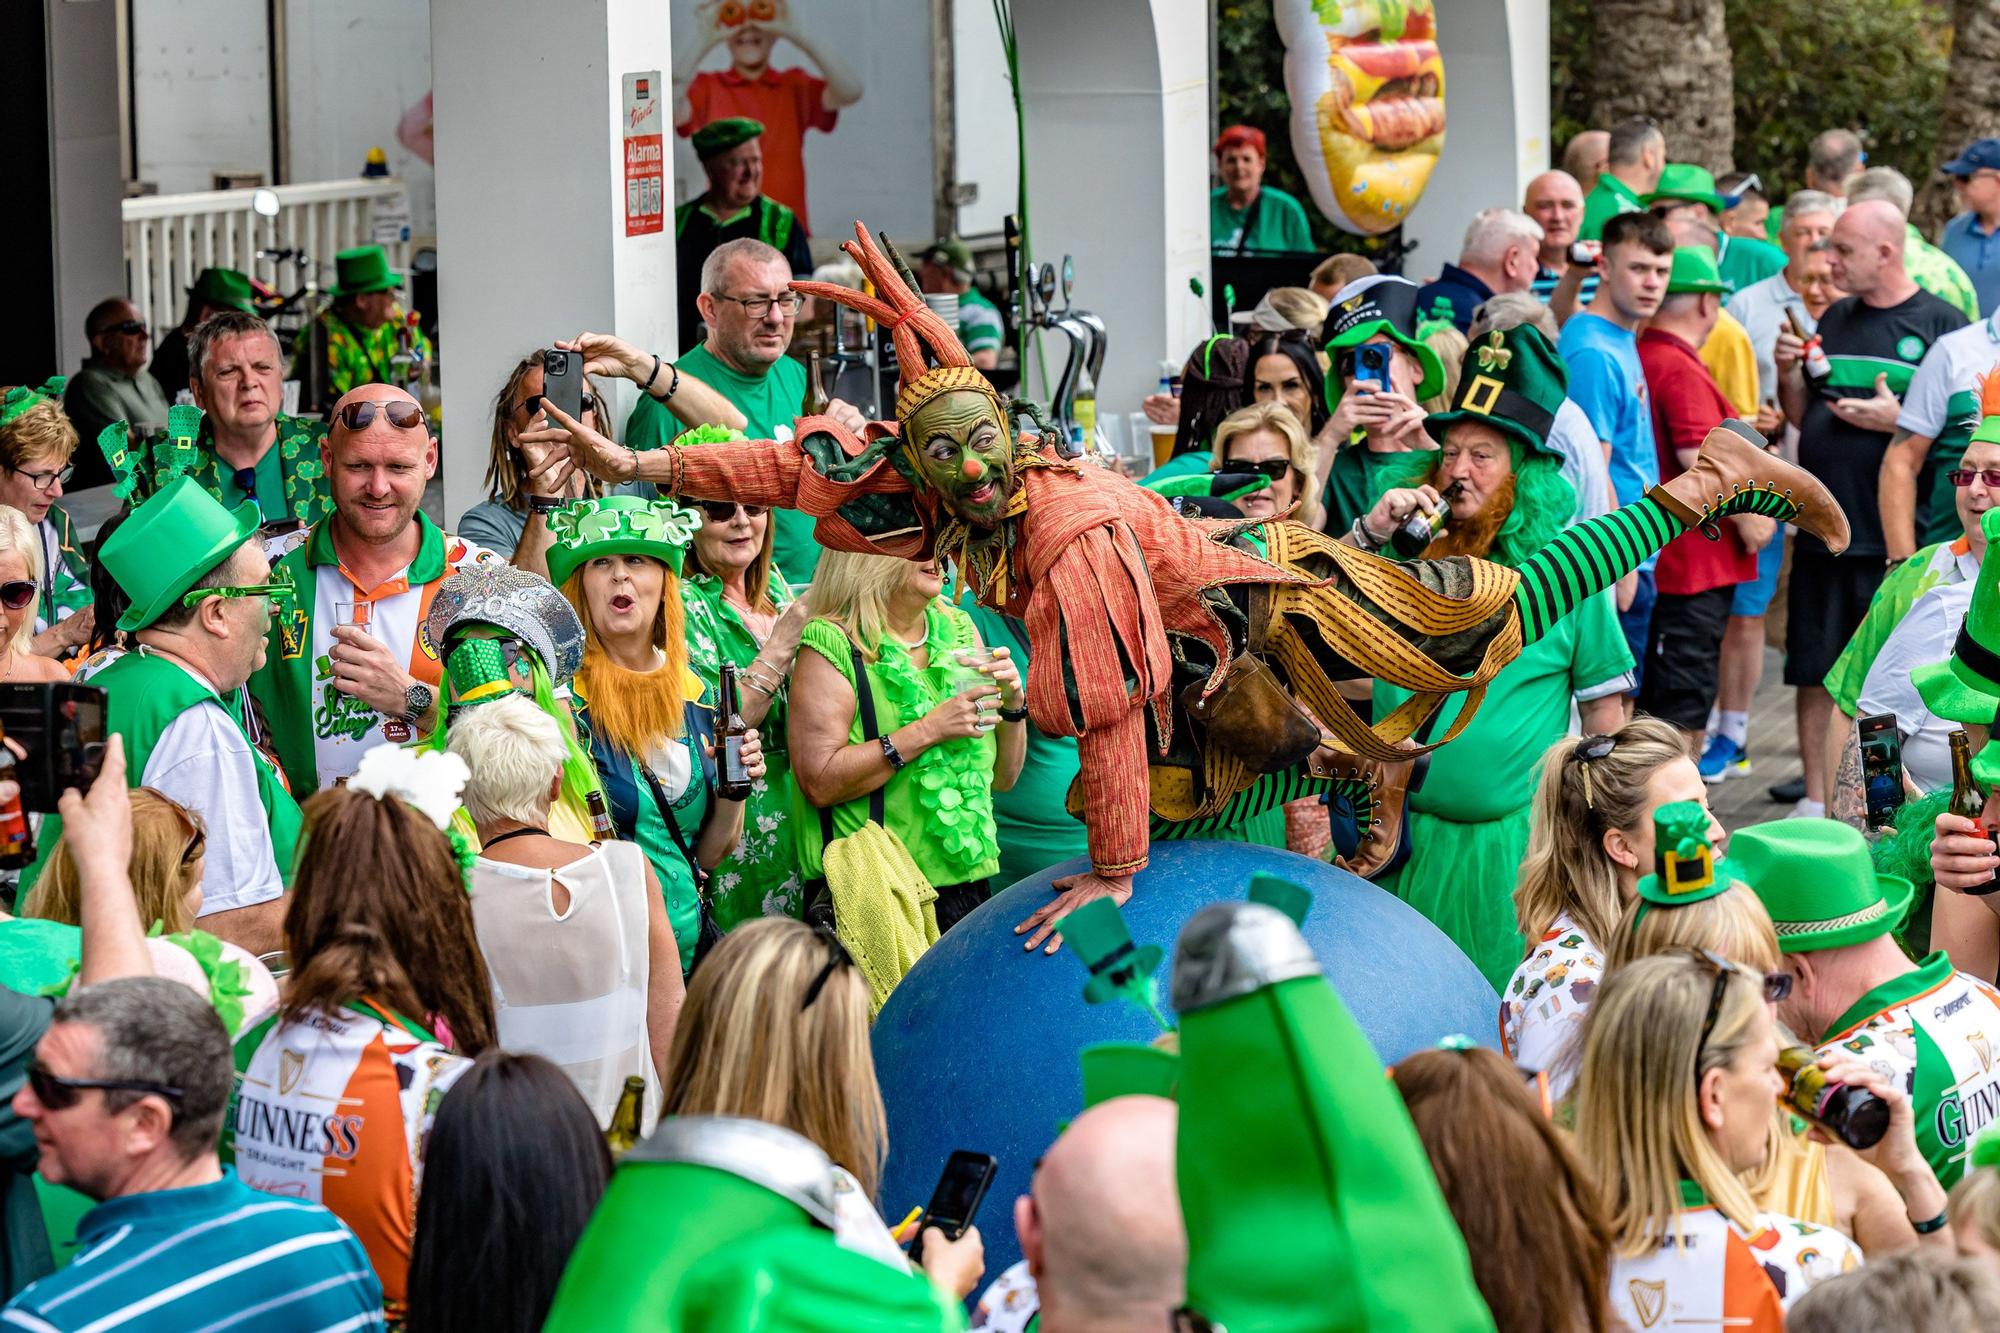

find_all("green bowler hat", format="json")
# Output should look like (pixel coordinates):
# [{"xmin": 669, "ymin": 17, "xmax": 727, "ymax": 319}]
[
  {"xmin": 691, "ymin": 116, "xmax": 765, "ymax": 160},
  {"xmin": 188, "ymin": 266, "xmax": 255, "ymax": 313},
  {"xmin": 1321, "ymin": 275, "xmax": 1447, "ymax": 402},
  {"xmin": 1633, "ymin": 800, "xmax": 1744, "ymax": 922},
  {"xmin": 101, "ymin": 475, "xmax": 259, "ymax": 631},
  {"xmin": 1915, "ymin": 508, "xmax": 2000, "ymax": 726},
  {"xmin": 1425, "ymin": 323, "xmax": 1569, "ymax": 462},
  {"xmin": 1666, "ymin": 245, "xmax": 1733, "ymax": 296},
  {"xmin": 1644, "ymin": 162, "xmax": 1730, "ymax": 214},
  {"xmin": 545, "ymin": 495, "xmax": 703, "ymax": 588},
  {"xmin": 1730, "ymin": 818, "xmax": 1914, "ymax": 954},
  {"xmin": 329, "ymin": 245, "xmax": 400, "ymax": 297}
]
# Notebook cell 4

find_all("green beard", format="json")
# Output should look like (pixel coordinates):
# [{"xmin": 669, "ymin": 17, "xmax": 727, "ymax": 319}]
[{"xmin": 904, "ymin": 390, "xmax": 1018, "ymax": 528}]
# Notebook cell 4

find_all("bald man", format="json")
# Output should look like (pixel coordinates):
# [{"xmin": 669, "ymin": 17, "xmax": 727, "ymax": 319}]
[
  {"xmin": 1773, "ymin": 197, "xmax": 1968, "ymax": 817},
  {"xmin": 975, "ymin": 1096, "xmax": 1183, "ymax": 1333},
  {"xmin": 248, "ymin": 383, "xmax": 506, "ymax": 791},
  {"xmin": 1563, "ymin": 130, "xmax": 1609, "ymax": 194},
  {"xmin": 1524, "ymin": 169, "xmax": 1598, "ymax": 316}
]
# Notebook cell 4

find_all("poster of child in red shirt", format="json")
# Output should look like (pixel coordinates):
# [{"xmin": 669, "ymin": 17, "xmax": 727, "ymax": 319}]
[{"xmin": 673, "ymin": 0, "xmax": 864, "ymax": 232}]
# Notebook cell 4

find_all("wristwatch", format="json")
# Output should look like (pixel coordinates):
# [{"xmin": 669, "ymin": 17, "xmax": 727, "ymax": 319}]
[
  {"xmin": 999, "ymin": 701, "xmax": 1029, "ymax": 722},
  {"xmin": 529, "ymin": 493, "xmax": 564, "ymax": 514},
  {"xmin": 880, "ymin": 735, "xmax": 907, "ymax": 771},
  {"xmin": 402, "ymin": 682, "xmax": 436, "ymax": 725}
]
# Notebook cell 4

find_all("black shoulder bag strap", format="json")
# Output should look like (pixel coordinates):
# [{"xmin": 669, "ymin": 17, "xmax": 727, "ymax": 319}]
[
  {"xmin": 819, "ymin": 642, "xmax": 889, "ymax": 847},
  {"xmin": 1233, "ymin": 190, "xmax": 1266, "ymax": 256},
  {"xmin": 638, "ymin": 758, "xmax": 710, "ymax": 893}
]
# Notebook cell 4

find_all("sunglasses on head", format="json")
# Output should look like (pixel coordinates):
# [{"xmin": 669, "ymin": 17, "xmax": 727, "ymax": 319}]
[
  {"xmin": 0, "ymin": 581, "xmax": 36, "ymax": 612},
  {"xmin": 1569, "ymin": 733, "xmax": 1618, "ymax": 809},
  {"xmin": 27, "ymin": 1062, "xmax": 183, "ymax": 1115},
  {"xmin": 335, "ymin": 399, "xmax": 427, "ymax": 432},
  {"xmin": 1951, "ymin": 469, "xmax": 2000, "ymax": 488},
  {"xmin": 1221, "ymin": 457, "xmax": 1294, "ymax": 482},
  {"xmin": 800, "ymin": 927, "xmax": 854, "ymax": 1011},
  {"xmin": 1688, "ymin": 948, "xmax": 1790, "ymax": 1066},
  {"xmin": 699, "ymin": 499, "xmax": 768, "ymax": 522}
]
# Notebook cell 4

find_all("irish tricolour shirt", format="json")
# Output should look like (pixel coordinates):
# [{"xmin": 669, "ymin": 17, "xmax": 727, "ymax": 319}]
[{"xmin": 1816, "ymin": 951, "xmax": 2000, "ymax": 1188}]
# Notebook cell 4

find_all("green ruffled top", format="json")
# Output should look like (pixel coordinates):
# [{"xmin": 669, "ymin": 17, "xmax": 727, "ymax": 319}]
[{"xmin": 794, "ymin": 602, "xmax": 1001, "ymax": 887}]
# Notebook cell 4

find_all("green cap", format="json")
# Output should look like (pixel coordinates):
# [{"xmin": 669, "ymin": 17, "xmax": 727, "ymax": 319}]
[
  {"xmin": 329, "ymin": 245, "xmax": 400, "ymax": 297},
  {"xmin": 692, "ymin": 116, "xmax": 765, "ymax": 160},
  {"xmin": 1321, "ymin": 276, "xmax": 1447, "ymax": 402},
  {"xmin": 545, "ymin": 495, "xmax": 703, "ymax": 589},
  {"xmin": 1666, "ymin": 245, "xmax": 1733, "ymax": 296},
  {"xmin": 1915, "ymin": 508, "xmax": 2000, "ymax": 727},
  {"xmin": 101, "ymin": 475, "xmax": 260, "ymax": 631},
  {"xmin": 1633, "ymin": 800, "xmax": 1744, "ymax": 918},
  {"xmin": 921, "ymin": 237, "xmax": 974, "ymax": 276},
  {"xmin": 1424, "ymin": 324, "xmax": 1569, "ymax": 460},
  {"xmin": 1731, "ymin": 818, "xmax": 1914, "ymax": 953},
  {"xmin": 188, "ymin": 267, "xmax": 255, "ymax": 313},
  {"xmin": 1644, "ymin": 162, "xmax": 1730, "ymax": 214}
]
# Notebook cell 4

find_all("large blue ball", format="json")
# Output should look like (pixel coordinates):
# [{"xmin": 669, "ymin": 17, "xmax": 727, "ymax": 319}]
[{"xmin": 872, "ymin": 841, "xmax": 1500, "ymax": 1281}]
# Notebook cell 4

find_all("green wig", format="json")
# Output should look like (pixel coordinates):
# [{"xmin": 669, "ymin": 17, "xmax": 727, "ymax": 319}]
[{"xmin": 1366, "ymin": 444, "xmax": 1578, "ymax": 571}]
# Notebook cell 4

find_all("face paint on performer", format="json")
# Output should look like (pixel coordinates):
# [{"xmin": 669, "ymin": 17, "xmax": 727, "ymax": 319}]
[{"xmin": 907, "ymin": 390, "xmax": 1016, "ymax": 529}]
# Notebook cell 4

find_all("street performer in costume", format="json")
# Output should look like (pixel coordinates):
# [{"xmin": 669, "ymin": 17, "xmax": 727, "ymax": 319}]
[{"xmin": 528, "ymin": 221, "xmax": 1852, "ymax": 951}]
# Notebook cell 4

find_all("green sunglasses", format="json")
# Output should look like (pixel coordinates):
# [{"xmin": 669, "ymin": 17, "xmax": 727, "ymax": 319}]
[{"xmin": 179, "ymin": 568, "xmax": 297, "ymax": 610}]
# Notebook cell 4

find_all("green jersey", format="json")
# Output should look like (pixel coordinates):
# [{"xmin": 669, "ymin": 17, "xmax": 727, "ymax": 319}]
[{"xmin": 1211, "ymin": 186, "xmax": 1314, "ymax": 255}]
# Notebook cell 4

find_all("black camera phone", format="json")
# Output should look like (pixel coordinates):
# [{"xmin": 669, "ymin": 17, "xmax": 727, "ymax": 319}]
[
  {"xmin": 541, "ymin": 347, "xmax": 585, "ymax": 425},
  {"xmin": 0, "ymin": 683, "xmax": 109, "ymax": 812},
  {"xmin": 1857, "ymin": 712, "xmax": 1905, "ymax": 831},
  {"xmin": 1352, "ymin": 343, "xmax": 1392, "ymax": 392},
  {"xmin": 906, "ymin": 1150, "xmax": 997, "ymax": 1266}
]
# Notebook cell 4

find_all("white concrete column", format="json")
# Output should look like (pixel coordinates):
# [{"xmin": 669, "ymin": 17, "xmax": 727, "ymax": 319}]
[
  {"xmin": 1010, "ymin": 0, "xmax": 1211, "ymax": 429},
  {"xmin": 430, "ymin": 0, "xmax": 676, "ymax": 526},
  {"xmin": 1400, "ymin": 0, "xmax": 1550, "ymax": 276},
  {"xmin": 47, "ymin": 0, "xmax": 127, "ymax": 374}
]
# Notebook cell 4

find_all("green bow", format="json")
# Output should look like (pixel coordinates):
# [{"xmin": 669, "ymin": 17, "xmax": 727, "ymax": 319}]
[{"xmin": 150, "ymin": 923, "xmax": 255, "ymax": 1037}]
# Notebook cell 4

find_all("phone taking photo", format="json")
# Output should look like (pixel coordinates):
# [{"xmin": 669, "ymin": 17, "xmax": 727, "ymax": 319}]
[
  {"xmin": 0, "ymin": 683, "xmax": 109, "ymax": 813},
  {"xmin": 541, "ymin": 347, "xmax": 585, "ymax": 425},
  {"xmin": 906, "ymin": 1150, "xmax": 997, "ymax": 1266},
  {"xmin": 1351, "ymin": 343, "xmax": 1392, "ymax": 392},
  {"xmin": 1857, "ymin": 712, "xmax": 1905, "ymax": 831}
]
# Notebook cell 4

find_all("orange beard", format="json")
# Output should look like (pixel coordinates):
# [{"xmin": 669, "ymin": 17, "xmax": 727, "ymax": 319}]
[
  {"xmin": 570, "ymin": 572, "xmax": 691, "ymax": 758},
  {"xmin": 1423, "ymin": 473, "xmax": 1516, "ymax": 560}
]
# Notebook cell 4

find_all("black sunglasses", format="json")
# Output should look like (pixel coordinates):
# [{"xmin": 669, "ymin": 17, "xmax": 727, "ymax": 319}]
[
  {"xmin": 105, "ymin": 320, "xmax": 148, "ymax": 338},
  {"xmin": 335, "ymin": 400, "xmax": 426, "ymax": 432},
  {"xmin": 1951, "ymin": 469, "xmax": 2000, "ymax": 488},
  {"xmin": 1569, "ymin": 733, "xmax": 1618, "ymax": 809},
  {"xmin": 800, "ymin": 927, "xmax": 854, "ymax": 1010},
  {"xmin": 1688, "ymin": 949, "xmax": 1789, "ymax": 1068},
  {"xmin": 28, "ymin": 1062, "xmax": 183, "ymax": 1113},
  {"xmin": 1221, "ymin": 457, "xmax": 1294, "ymax": 482},
  {"xmin": 699, "ymin": 499, "xmax": 768, "ymax": 522},
  {"xmin": 0, "ymin": 581, "xmax": 35, "ymax": 612},
  {"xmin": 518, "ymin": 392, "xmax": 603, "ymax": 421}
]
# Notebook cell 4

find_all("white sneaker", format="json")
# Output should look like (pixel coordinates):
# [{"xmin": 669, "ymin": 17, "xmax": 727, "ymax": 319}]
[{"xmin": 1787, "ymin": 798, "xmax": 1826, "ymax": 819}]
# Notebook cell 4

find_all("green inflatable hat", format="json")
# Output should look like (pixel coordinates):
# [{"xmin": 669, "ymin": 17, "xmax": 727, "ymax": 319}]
[
  {"xmin": 1321, "ymin": 275, "xmax": 1447, "ymax": 404},
  {"xmin": 692, "ymin": 116, "xmax": 765, "ymax": 160},
  {"xmin": 1731, "ymin": 818, "xmax": 1914, "ymax": 954},
  {"xmin": 1079, "ymin": 1041, "xmax": 1179, "ymax": 1108},
  {"xmin": 329, "ymin": 245, "xmax": 400, "ymax": 297},
  {"xmin": 1633, "ymin": 799, "xmax": 1745, "ymax": 922},
  {"xmin": 100, "ymin": 474, "xmax": 260, "ymax": 631},
  {"xmin": 189, "ymin": 267, "xmax": 255, "ymax": 313},
  {"xmin": 1424, "ymin": 323, "xmax": 1570, "ymax": 461},
  {"xmin": 1916, "ymin": 508, "xmax": 2000, "ymax": 727},
  {"xmin": 1666, "ymin": 245, "xmax": 1733, "ymax": 296},
  {"xmin": 545, "ymin": 494, "xmax": 704, "ymax": 589},
  {"xmin": 1645, "ymin": 162, "xmax": 1730, "ymax": 214}
]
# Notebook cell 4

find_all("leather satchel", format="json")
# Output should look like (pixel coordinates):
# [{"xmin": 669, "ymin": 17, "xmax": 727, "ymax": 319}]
[{"xmin": 1182, "ymin": 652, "xmax": 1323, "ymax": 775}]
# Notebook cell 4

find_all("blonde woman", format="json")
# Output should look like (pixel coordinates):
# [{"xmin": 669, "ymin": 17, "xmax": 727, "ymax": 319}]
[
  {"xmin": 661, "ymin": 918, "xmax": 985, "ymax": 1299},
  {"xmin": 0, "ymin": 385, "xmax": 93, "ymax": 656},
  {"xmin": 0, "ymin": 506, "xmax": 73, "ymax": 683},
  {"xmin": 1575, "ymin": 951, "xmax": 1865, "ymax": 1323},
  {"xmin": 1952, "ymin": 1148, "xmax": 2000, "ymax": 1277},
  {"xmin": 1505, "ymin": 717, "xmax": 1710, "ymax": 1083},
  {"xmin": 788, "ymin": 550, "xmax": 1024, "ymax": 934},
  {"xmin": 1420, "ymin": 324, "xmax": 1468, "ymax": 415},
  {"xmin": 1211, "ymin": 402, "xmax": 1321, "ymax": 527}
]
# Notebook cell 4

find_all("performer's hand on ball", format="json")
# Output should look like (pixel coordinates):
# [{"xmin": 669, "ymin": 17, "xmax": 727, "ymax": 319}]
[{"xmin": 1016, "ymin": 870, "xmax": 1135, "ymax": 955}]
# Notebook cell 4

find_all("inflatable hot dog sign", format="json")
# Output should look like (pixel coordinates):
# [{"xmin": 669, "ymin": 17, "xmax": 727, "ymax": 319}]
[{"xmin": 1276, "ymin": 0, "xmax": 1445, "ymax": 236}]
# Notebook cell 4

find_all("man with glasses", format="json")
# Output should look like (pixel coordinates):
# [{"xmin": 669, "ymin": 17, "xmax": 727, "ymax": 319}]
[
  {"xmin": 3, "ymin": 978, "xmax": 383, "ymax": 1330},
  {"xmin": 1942, "ymin": 138, "xmax": 2000, "ymax": 318},
  {"xmin": 62, "ymin": 298, "xmax": 168, "ymax": 491},
  {"xmin": 250, "ymin": 384, "xmax": 504, "ymax": 794},
  {"xmin": 674, "ymin": 117, "xmax": 814, "ymax": 347},
  {"xmin": 628, "ymin": 237, "xmax": 866, "ymax": 583}
]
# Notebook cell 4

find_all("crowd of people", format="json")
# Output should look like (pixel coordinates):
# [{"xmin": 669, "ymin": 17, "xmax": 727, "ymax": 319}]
[{"xmin": 15, "ymin": 104, "xmax": 2000, "ymax": 1330}]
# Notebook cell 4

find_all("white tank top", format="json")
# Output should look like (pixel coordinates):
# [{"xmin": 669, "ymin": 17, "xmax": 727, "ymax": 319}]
[{"xmin": 469, "ymin": 839, "xmax": 659, "ymax": 1130}]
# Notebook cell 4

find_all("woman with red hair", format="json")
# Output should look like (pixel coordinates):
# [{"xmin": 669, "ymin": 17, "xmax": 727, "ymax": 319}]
[{"xmin": 1212, "ymin": 124, "xmax": 1316, "ymax": 255}]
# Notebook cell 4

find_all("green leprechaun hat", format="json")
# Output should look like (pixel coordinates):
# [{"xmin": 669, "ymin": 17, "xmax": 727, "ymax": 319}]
[
  {"xmin": 1731, "ymin": 818, "xmax": 1914, "ymax": 954},
  {"xmin": 1633, "ymin": 800, "xmax": 1746, "ymax": 923},
  {"xmin": 100, "ymin": 474, "xmax": 260, "ymax": 631},
  {"xmin": 329, "ymin": 244, "xmax": 401, "ymax": 297},
  {"xmin": 1666, "ymin": 245, "xmax": 1734, "ymax": 297},
  {"xmin": 1171, "ymin": 901, "xmax": 1494, "ymax": 1331},
  {"xmin": 1060, "ymin": 897, "xmax": 1170, "ymax": 1031},
  {"xmin": 1644, "ymin": 162, "xmax": 1731, "ymax": 214},
  {"xmin": 1915, "ymin": 507, "xmax": 2000, "ymax": 726},
  {"xmin": 0, "ymin": 379, "xmax": 65, "ymax": 432},
  {"xmin": 189, "ymin": 266, "xmax": 255, "ymax": 313},
  {"xmin": 1321, "ymin": 275, "xmax": 1447, "ymax": 404},
  {"xmin": 545, "ymin": 494, "xmax": 703, "ymax": 588},
  {"xmin": 1425, "ymin": 323, "xmax": 1569, "ymax": 462}
]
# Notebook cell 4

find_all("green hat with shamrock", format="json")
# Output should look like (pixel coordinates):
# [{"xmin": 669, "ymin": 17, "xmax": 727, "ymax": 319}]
[
  {"xmin": 1915, "ymin": 507, "xmax": 2000, "ymax": 731},
  {"xmin": 188, "ymin": 267, "xmax": 255, "ymax": 313},
  {"xmin": 1633, "ymin": 800, "xmax": 1746, "ymax": 921},
  {"xmin": 329, "ymin": 245, "xmax": 401, "ymax": 297},
  {"xmin": 1666, "ymin": 245, "xmax": 1733, "ymax": 296},
  {"xmin": 545, "ymin": 494, "xmax": 703, "ymax": 588},
  {"xmin": 1424, "ymin": 323, "xmax": 1569, "ymax": 461},
  {"xmin": 1644, "ymin": 162, "xmax": 1730, "ymax": 214},
  {"xmin": 101, "ymin": 473, "xmax": 260, "ymax": 631},
  {"xmin": 691, "ymin": 117, "xmax": 765, "ymax": 161},
  {"xmin": 1321, "ymin": 275, "xmax": 1447, "ymax": 403},
  {"xmin": 1731, "ymin": 818, "xmax": 1914, "ymax": 953}
]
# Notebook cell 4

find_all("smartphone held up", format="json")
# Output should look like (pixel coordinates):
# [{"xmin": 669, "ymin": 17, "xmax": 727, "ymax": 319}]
[{"xmin": 0, "ymin": 682, "xmax": 110, "ymax": 869}]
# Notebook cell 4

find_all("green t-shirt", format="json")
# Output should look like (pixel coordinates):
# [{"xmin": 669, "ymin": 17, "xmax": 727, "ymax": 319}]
[
  {"xmin": 214, "ymin": 443, "xmax": 288, "ymax": 522},
  {"xmin": 1578, "ymin": 174, "xmax": 1643, "ymax": 242},
  {"xmin": 1211, "ymin": 186, "xmax": 1315, "ymax": 255},
  {"xmin": 1908, "ymin": 225, "xmax": 1982, "ymax": 322},
  {"xmin": 1716, "ymin": 234, "xmax": 1787, "ymax": 295},
  {"xmin": 958, "ymin": 288, "xmax": 1005, "ymax": 356},
  {"xmin": 625, "ymin": 345, "xmax": 818, "ymax": 583}
]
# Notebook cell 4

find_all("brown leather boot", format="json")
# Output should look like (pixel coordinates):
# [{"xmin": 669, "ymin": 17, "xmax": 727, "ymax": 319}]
[{"xmin": 1648, "ymin": 419, "xmax": 1850, "ymax": 554}]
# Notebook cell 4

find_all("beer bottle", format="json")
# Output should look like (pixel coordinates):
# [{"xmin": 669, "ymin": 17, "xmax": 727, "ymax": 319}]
[
  {"xmin": 586, "ymin": 790, "xmax": 617, "ymax": 843},
  {"xmin": 1785, "ymin": 306, "xmax": 1831, "ymax": 382},
  {"xmin": 804, "ymin": 351, "xmax": 831, "ymax": 417},
  {"xmin": 605, "ymin": 1075, "xmax": 646, "ymax": 1155},
  {"xmin": 1390, "ymin": 481, "xmax": 1461, "ymax": 558},
  {"xmin": 0, "ymin": 727, "xmax": 31, "ymax": 871},
  {"xmin": 715, "ymin": 663, "xmax": 754, "ymax": 802},
  {"xmin": 1950, "ymin": 729, "xmax": 2000, "ymax": 895},
  {"xmin": 1776, "ymin": 1044, "xmax": 1889, "ymax": 1150}
]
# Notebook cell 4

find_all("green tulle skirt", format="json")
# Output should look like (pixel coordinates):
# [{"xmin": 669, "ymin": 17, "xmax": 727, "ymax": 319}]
[{"xmin": 1377, "ymin": 801, "xmax": 1534, "ymax": 992}]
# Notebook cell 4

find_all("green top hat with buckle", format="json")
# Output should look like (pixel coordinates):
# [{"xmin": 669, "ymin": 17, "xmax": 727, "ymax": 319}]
[
  {"xmin": 545, "ymin": 495, "xmax": 703, "ymax": 589},
  {"xmin": 1915, "ymin": 508, "xmax": 2000, "ymax": 730},
  {"xmin": 101, "ymin": 474, "xmax": 260, "ymax": 631},
  {"xmin": 1633, "ymin": 800, "xmax": 1745, "ymax": 922},
  {"xmin": 692, "ymin": 116, "xmax": 765, "ymax": 161},
  {"xmin": 1321, "ymin": 275, "xmax": 1447, "ymax": 403},
  {"xmin": 1645, "ymin": 162, "xmax": 1731, "ymax": 214},
  {"xmin": 1666, "ymin": 245, "xmax": 1734, "ymax": 297},
  {"xmin": 188, "ymin": 267, "xmax": 255, "ymax": 313},
  {"xmin": 329, "ymin": 245, "xmax": 400, "ymax": 297},
  {"xmin": 1059, "ymin": 897, "xmax": 1170, "ymax": 1030},
  {"xmin": 1424, "ymin": 323, "xmax": 1569, "ymax": 461},
  {"xmin": 1731, "ymin": 817, "xmax": 1914, "ymax": 953}
]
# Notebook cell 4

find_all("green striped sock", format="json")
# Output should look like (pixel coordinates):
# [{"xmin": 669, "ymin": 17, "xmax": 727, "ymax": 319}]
[{"xmin": 1512, "ymin": 498, "xmax": 1681, "ymax": 643}]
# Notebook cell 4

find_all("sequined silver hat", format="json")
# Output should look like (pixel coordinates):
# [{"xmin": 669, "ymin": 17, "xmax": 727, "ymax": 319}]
[{"xmin": 424, "ymin": 563, "xmax": 586, "ymax": 685}]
